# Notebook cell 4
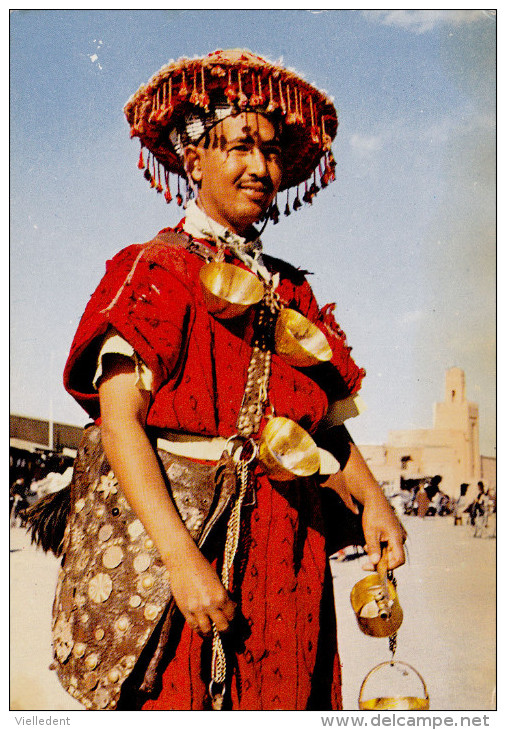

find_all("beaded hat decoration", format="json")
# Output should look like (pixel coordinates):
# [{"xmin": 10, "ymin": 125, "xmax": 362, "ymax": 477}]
[{"xmin": 124, "ymin": 49, "xmax": 338, "ymax": 215}]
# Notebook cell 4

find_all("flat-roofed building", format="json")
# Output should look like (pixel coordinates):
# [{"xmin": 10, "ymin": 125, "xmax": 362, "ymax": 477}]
[{"xmin": 359, "ymin": 368, "xmax": 495, "ymax": 500}]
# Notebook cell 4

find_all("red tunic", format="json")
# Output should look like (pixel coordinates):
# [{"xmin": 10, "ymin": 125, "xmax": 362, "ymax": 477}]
[{"xmin": 63, "ymin": 227, "xmax": 364, "ymax": 710}]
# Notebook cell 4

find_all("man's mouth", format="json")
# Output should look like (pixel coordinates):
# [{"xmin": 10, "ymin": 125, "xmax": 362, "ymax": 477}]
[{"xmin": 239, "ymin": 182, "xmax": 271, "ymax": 201}]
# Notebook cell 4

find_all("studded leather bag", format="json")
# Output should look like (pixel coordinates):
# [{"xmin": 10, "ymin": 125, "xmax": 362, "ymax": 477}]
[{"xmin": 51, "ymin": 423, "xmax": 237, "ymax": 710}]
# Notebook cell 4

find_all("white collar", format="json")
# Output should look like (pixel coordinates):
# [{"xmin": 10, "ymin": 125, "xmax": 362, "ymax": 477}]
[
  {"xmin": 182, "ymin": 200, "xmax": 261, "ymax": 253},
  {"xmin": 182, "ymin": 200, "xmax": 275, "ymax": 284}
]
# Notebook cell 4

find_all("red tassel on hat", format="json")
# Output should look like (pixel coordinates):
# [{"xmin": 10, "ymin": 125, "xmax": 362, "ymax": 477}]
[
  {"xmin": 321, "ymin": 116, "xmax": 332, "ymax": 151},
  {"xmin": 143, "ymin": 152, "xmax": 152, "ymax": 182},
  {"xmin": 159, "ymin": 79, "xmax": 173, "ymax": 123},
  {"xmin": 225, "ymin": 68, "xmax": 237, "ymax": 105},
  {"xmin": 176, "ymin": 176, "xmax": 183, "ymax": 206},
  {"xmin": 249, "ymin": 73, "xmax": 264, "ymax": 107},
  {"xmin": 296, "ymin": 87, "xmax": 303, "ymax": 124},
  {"xmin": 164, "ymin": 169, "xmax": 172, "ymax": 204},
  {"xmin": 237, "ymin": 70, "xmax": 248, "ymax": 108},
  {"xmin": 179, "ymin": 70, "xmax": 189, "ymax": 99},
  {"xmin": 156, "ymin": 162, "xmax": 163, "ymax": 193},
  {"xmin": 199, "ymin": 67, "xmax": 210, "ymax": 110},
  {"xmin": 278, "ymin": 79, "xmax": 286, "ymax": 115},
  {"xmin": 319, "ymin": 161, "xmax": 328, "ymax": 189},
  {"xmin": 154, "ymin": 87, "xmax": 162, "ymax": 121},
  {"xmin": 190, "ymin": 69, "xmax": 199, "ymax": 106},
  {"xmin": 309, "ymin": 96, "xmax": 320, "ymax": 144},
  {"xmin": 266, "ymin": 75, "xmax": 278, "ymax": 113},
  {"xmin": 286, "ymin": 86, "xmax": 297, "ymax": 125},
  {"xmin": 328, "ymin": 151, "xmax": 336, "ymax": 181}
]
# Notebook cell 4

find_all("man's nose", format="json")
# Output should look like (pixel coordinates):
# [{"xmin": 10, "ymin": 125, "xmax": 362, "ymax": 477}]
[{"xmin": 247, "ymin": 147, "xmax": 268, "ymax": 176}]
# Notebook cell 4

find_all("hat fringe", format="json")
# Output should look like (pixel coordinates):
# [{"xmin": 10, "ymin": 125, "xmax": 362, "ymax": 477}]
[{"xmin": 125, "ymin": 49, "xmax": 339, "ymax": 208}]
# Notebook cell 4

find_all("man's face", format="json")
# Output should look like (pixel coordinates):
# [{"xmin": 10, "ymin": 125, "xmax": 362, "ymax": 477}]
[{"xmin": 187, "ymin": 112, "xmax": 283, "ymax": 235}]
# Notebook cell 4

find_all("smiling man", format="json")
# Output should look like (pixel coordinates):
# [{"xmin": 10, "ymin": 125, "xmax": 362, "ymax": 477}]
[
  {"xmin": 50, "ymin": 49, "xmax": 405, "ymax": 711},
  {"xmin": 184, "ymin": 114, "xmax": 283, "ymax": 234}
]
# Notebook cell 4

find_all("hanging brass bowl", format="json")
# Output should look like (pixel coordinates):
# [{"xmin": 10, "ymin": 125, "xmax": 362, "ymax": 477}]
[
  {"xmin": 199, "ymin": 261, "xmax": 264, "ymax": 319},
  {"xmin": 350, "ymin": 552, "xmax": 403, "ymax": 638},
  {"xmin": 274, "ymin": 308, "xmax": 332, "ymax": 367},
  {"xmin": 258, "ymin": 416, "xmax": 321, "ymax": 481},
  {"xmin": 358, "ymin": 661, "xmax": 430, "ymax": 711}
]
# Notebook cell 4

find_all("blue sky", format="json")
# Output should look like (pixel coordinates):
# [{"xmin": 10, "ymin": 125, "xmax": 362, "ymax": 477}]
[{"xmin": 10, "ymin": 9, "xmax": 496, "ymax": 455}]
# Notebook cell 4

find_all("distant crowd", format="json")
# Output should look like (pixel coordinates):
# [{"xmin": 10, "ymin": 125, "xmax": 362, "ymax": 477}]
[
  {"xmin": 385, "ymin": 475, "xmax": 496, "ymax": 538},
  {"xmin": 10, "ymin": 447, "xmax": 496, "ymax": 543}
]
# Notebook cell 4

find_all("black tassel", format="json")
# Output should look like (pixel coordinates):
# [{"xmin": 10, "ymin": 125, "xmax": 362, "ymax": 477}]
[
  {"xmin": 293, "ymin": 186, "xmax": 302, "ymax": 211},
  {"xmin": 270, "ymin": 199, "xmax": 280, "ymax": 224},
  {"xmin": 284, "ymin": 190, "xmax": 291, "ymax": 216},
  {"xmin": 302, "ymin": 182, "xmax": 312, "ymax": 204},
  {"xmin": 21, "ymin": 485, "xmax": 71, "ymax": 557}
]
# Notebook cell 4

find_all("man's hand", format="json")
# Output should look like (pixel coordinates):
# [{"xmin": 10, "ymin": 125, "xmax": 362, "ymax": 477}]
[
  {"xmin": 361, "ymin": 493, "xmax": 407, "ymax": 571},
  {"xmin": 322, "ymin": 439, "xmax": 406, "ymax": 571},
  {"xmin": 167, "ymin": 543, "xmax": 236, "ymax": 636}
]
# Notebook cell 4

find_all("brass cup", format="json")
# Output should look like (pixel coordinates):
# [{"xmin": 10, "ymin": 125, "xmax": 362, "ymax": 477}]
[
  {"xmin": 350, "ymin": 568, "xmax": 403, "ymax": 638},
  {"xmin": 359, "ymin": 697, "xmax": 430, "ymax": 711},
  {"xmin": 274, "ymin": 308, "xmax": 332, "ymax": 367},
  {"xmin": 358, "ymin": 661, "xmax": 430, "ymax": 711},
  {"xmin": 258, "ymin": 416, "xmax": 321, "ymax": 481},
  {"xmin": 199, "ymin": 261, "xmax": 264, "ymax": 319}
]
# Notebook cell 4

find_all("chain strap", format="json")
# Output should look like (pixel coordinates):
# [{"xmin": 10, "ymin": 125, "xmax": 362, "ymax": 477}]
[
  {"xmin": 209, "ymin": 458, "xmax": 251, "ymax": 709},
  {"xmin": 236, "ymin": 288, "xmax": 278, "ymax": 437},
  {"xmin": 387, "ymin": 570, "xmax": 397, "ymax": 660},
  {"xmin": 209, "ymin": 286, "xmax": 278, "ymax": 709}
]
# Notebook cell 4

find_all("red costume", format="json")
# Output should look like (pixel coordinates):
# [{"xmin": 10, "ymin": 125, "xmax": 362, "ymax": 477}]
[{"xmin": 63, "ymin": 226, "xmax": 364, "ymax": 710}]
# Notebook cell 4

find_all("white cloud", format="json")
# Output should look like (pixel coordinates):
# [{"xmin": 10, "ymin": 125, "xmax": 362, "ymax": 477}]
[
  {"xmin": 349, "ymin": 133, "xmax": 383, "ymax": 155},
  {"xmin": 421, "ymin": 111, "xmax": 495, "ymax": 147},
  {"xmin": 402, "ymin": 310, "xmax": 424, "ymax": 325},
  {"xmin": 361, "ymin": 10, "xmax": 493, "ymax": 34}
]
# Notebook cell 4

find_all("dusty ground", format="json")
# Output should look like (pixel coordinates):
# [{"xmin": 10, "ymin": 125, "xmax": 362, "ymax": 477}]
[
  {"xmin": 10, "ymin": 514, "xmax": 496, "ymax": 712},
  {"xmin": 332, "ymin": 514, "xmax": 496, "ymax": 711}
]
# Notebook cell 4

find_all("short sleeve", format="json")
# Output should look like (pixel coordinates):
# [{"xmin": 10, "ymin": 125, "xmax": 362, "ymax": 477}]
[
  {"xmin": 92, "ymin": 327, "xmax": 154, "ymax": 392},
  {"xmin": 64, "ymin": 240, "xmax": 196, "ymax": 419}
]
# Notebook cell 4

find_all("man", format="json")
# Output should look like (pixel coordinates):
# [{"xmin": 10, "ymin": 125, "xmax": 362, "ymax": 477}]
[{"xmin": 56, "ymin": 49, "xmax": 405, "ymax": 710}]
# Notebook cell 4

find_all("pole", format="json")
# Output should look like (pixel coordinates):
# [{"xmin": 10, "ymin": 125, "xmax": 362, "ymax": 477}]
[{"xmin": 48, "ymin": 350, "xmax": 54, "ymax": 451}]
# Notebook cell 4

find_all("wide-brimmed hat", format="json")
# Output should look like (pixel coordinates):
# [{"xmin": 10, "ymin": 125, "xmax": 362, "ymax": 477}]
[{"xmin": 124, "ymin": 49, "xmax": 338, "ymax": 210}]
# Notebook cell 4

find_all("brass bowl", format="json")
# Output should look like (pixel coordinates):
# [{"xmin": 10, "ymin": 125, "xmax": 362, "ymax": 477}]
[
  {"xmin": 258, "ymin": 416, "xmax": 320, "ymax": 481},
  {"xmin": 199, "ymin": 261, "xmax": 264, "ymax": 319},
  {"xmin": 350, "ymin": 573, "xmax": 403, "ymax": 638},
  {"xmin": 359, "ymin": 697, "xmax": 430, "ymax": 711},
  {"xmin": 358, "ymin": 661, "xmax": 429, "ymax": 711},
  {"xmin": 275, "ymin": 308, "xmax": 332, "ymax": 367}
]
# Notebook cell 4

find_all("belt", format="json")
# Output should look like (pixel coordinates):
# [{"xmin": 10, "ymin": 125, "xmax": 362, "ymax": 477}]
[
  {"xmin": 156, "ymin": 430, "xmax": 340, "ymax": 475},
  {"xmin": 157, "ymin": 432, "xmax": 229, "ymax": 462}
]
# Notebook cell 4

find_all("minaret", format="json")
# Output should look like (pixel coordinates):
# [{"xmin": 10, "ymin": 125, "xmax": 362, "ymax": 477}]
[{"xmin": 434, "ymin": 368, "xmax": 480, "ymax": 480}]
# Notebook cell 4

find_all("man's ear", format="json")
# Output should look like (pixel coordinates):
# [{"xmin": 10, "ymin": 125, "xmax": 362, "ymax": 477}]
[{"xmin": 183, "ymin": 145, "xmax": 203, "ymax": 184}]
